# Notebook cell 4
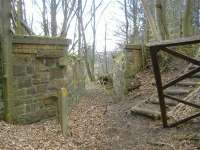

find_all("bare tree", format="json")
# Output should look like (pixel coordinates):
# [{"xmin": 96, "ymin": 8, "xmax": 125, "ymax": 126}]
[
  {"xmin": 75, "ymin": 0, "xmax": 104, "ymax": 81},
  {"xmin": 60, "ymin": 0, "xmax": 77, "ymax": 38},
  {"xmin": 10, "ymin": 0, "xmax": 34, "ymax": 35},
  {"xmin": 77, "ymin": 0, "xmax": 95, "ymax": 81},
  {"xmin": 104, "ymin": 23, "xmax": 108, "ymax": 74},
  {"xmin": 128, "ymin": 0, "xmax": 139, "ymax": 42},
  {"xmin": 42, "ymin": 0, "xmax": 49, "ymax": 36},
  {"xmin": 50, "ymin": 0, "xmax": 60, "ymax": 36},
  {"xmin": 91, "ymin": 0, "xmax": 96, "ymax": 76},
  {"xmin": 141, "ymin": 0, "xmax": 161, "ymax": 40},
  {"xmin": 78, "ymin": 0, "xmax": 82, "ymax": 55},
  {"xmin": 124, "ymin": 0, "xmax": 129, "ymax": 42},
  {"xmin": 37, "ymin": 0, "xmax": 77, "ymax": 37},
  {"xmin": 155, "ymin": 0, "xmax": 169, "ymax": 40},
  {"xmin": 116, "ymin": 0, "xmax": 144, "ymax": 44},
  {"xmin": 182, "ymin": 0, "xmax": 194, "ymax": 37}
]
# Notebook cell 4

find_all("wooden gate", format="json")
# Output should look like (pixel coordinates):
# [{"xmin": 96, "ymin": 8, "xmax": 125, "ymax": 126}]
[{"xmin": 149, "ymin": 36, "xmax": 200, "ymax": 128}]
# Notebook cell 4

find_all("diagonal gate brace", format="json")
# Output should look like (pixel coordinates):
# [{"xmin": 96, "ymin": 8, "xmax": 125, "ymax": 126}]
[{"xmin": 149, "ymin": 36, "xmax": 200, "ymax": 128}]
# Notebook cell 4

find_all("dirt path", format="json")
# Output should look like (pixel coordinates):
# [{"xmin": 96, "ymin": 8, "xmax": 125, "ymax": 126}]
[
  {"xmin": 70, "ymin": 82, "xmax": 200, "ymax": 150},
  {"xmin": 0, "ymin": 82, "xmax": 200, "ymax": 149},
  {"xmin": 91, "ymin": 84, "xmax": 200, "ymax": 150},
  {"xmin": 0, "ymin": 84, "xmax": 110, "ymax": 150}
]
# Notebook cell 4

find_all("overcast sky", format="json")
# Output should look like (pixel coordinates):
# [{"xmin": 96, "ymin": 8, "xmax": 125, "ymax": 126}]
[
  {"xmin": 25, "ymin": 0, "xmax": 124, "ymax": 52},
  {"xmin": 85, "ymin": 0, "xmax": 123, "ymax": 52}
]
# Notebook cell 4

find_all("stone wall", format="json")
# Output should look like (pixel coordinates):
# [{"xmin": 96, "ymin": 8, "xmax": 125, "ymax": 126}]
[{"xmin": 4, "ymin": 35, "xmax": 85, "ymax": 124}]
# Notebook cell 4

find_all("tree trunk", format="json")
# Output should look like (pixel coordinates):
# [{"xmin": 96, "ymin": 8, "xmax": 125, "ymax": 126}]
[
  {"xmin": 182, "ymin": 0, "xmax": 194, "ymax": 37},
  {"xmin": 132, "ymin": 0, "xmax": 139, "ymax": 42},
  {"xmin": 104, "ymin": 23, "xmax": 108, "ymax": 74},
  {"xmin": 22, "ymin": 0, "xmax": 27, "ymax": 24},
  {"xmin": 91, "ymin": 0, "xmax": 96, "ymax": 77},
  {"xmin": 60, "ymin": 0, "xmax": 76, "ymax": 38},
  {"xmin": 60, "ymin": 0, "xmax": 68, "ymax": 38},
  {"xmin": 140, "ymin": 0, "xmax": 161, "ymax": 40},
  {"xmin": 16, "ymin": 0, "xmax": 24, "ymax": 34},
  {"xmin": 0, "ymin": 0, "xmax": 14, "ymax": 122},
  {"xmin": 155, "ymin": 0, "xmax": 169, "ymax": 40},
  {"xmin": 78, "ymin": 0, "xmax": 95, "ymax": 81},
  {"xmin": 42, "ymin": 0, "xmax": 49, "ymax": 36},
  {"xmin": 78, "ymin": 0, "xmax": 82, "ymax": 56},
  {"xmin": 124, "ymin": 0, "xmax": 129, "ymax": 42},
  {"xmin": 51, "ymin": 0, "xmax": 57, "ymax": 36}
]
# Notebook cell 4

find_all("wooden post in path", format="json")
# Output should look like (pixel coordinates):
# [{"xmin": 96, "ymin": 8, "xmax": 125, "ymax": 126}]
[
  {"xmin": 0, "ymin": 0, "xmax": 13, "ymax": 122},
  {"xmin": 58, "ymin": 87, "xmax": 70, "ymax": 137}
]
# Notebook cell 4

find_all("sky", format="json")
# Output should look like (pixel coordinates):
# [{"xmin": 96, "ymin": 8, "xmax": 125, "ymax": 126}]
[
  {"xmin": 86, "ymin": 0, "xmax": 124, "ymax": 52},
  {"xmin": 25, "ymin": 0, "xmax": 125, "ymax": 52}
]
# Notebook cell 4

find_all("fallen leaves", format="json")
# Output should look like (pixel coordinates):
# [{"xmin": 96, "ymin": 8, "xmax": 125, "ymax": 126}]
[{"xmin": 0, "ymin": 86, "xmax": 109, "ymax": 150}]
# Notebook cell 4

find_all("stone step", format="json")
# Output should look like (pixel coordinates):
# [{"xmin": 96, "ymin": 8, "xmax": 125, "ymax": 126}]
[
  {"xmin": 131, "ymin": 106, "xmax": 161, "ymax": 120},
  {"xmin": 176, "ymin": 81, "xmax": 200, "ymax": 87},
  {"xmin": 164, "ymin": 88, "xmax": 190, "ymax": 95},
  {"xmin": 148, "ymin": 98, "xmax": 177, "ymax": 106}
]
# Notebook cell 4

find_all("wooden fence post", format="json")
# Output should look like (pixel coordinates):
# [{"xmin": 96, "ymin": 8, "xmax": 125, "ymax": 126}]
[{"xmin": 58, "ymin": 87, "xmax": 70, "ymax": 137}]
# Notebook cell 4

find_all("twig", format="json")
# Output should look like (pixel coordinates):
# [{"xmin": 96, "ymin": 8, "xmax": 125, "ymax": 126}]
[{"xmin": 147, "ymin": 141, "xmax": 176, "ymax": 150}]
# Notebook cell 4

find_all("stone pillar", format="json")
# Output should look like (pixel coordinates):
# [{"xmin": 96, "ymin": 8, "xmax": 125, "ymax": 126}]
[
  {"xmin": 9, "ymin": 35, "xmax": 72, "ymax": 124},
  {"xmin": 112, "ymin": 52, "xmax": 126, "ymax": 100},
  {"xmin": 124, "ymin": 44, "xmax": 142, "ymax": 94},
  {"xmin": 112, "ymin": 44, "xmax": 144, "ymax": 100}
]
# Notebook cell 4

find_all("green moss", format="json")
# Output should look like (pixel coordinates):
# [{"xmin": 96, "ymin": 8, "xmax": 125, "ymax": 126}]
[{"xmin": 113, "ymin": 52, "xmax": 125, "ymax": 64}]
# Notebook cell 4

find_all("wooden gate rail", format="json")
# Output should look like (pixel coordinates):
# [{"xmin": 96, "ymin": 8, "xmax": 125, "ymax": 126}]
[{"xmin": 148, "ymin": 36, "xmax": 200, "ymax": 128}]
